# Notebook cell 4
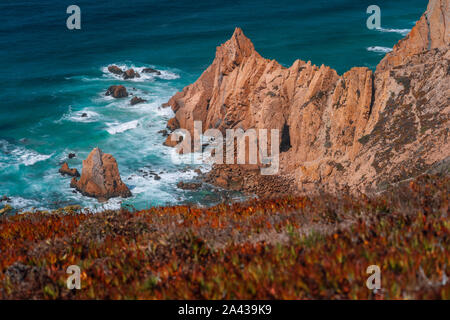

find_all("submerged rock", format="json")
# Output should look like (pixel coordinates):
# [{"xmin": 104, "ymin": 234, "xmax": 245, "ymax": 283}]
[
  {"xmin": 158, "ymin": 129, "xmax": 169, "ymax": 137},
  {"xmin": 177, "ymin": 181, "xmax": 202, "ymax": 190},
  {"xmin": 105, "ymin": 85, "xmax": 128, "ymax": 98},
  {"xmin": 70, "ymin": 148, "xmax": 131, "ymax": 201},
  {"xmin": 142, "ymin": 67, "xmax": 161, "ymax": 75},
  {"xmin": 59, "ymin": 162, "xmax": 80, "ymax": 177},
  {"xmin": 130, "ymin": 96, "xmax": 147, "ymax": 105}
]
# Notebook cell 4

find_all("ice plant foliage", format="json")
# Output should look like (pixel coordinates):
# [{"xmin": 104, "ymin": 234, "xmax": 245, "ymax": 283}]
[{"xmin": 0, "ymin": 175, "xmax": 448, "ymax": 299}]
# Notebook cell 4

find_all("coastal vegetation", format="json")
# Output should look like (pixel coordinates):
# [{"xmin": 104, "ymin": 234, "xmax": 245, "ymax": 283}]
[{"xmin": 1, "ymin": 174, "xmax": 448, "ymax": 299}]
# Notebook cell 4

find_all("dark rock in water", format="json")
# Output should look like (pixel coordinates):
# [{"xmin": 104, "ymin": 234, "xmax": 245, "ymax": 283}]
[
  {"xmin": 154, "ymin": 174, "xmax": 161, "ymax": 181},
  {"xmin": 68, "ymin": 153, "xmax": 76, "ymax": 159},
  {"xmin": 105, "ymin": 85, "xmax": 128, "ymax": 98},
  {"xmin": 177, "ymin": 181, "xmax": 202, "ymax": 190},
  {"xmin": 0, "ymin": 204, "xmax": 13, "ymax": 216},
  {"xmin": 142, "ymin": 67, "xmax": 161, "ymax": 75},
  {"xmin": 194, "ymin": 168, "xmax": 202, "ymax": 175},
  {"xmin": 59, "ymin": 162, "xmax": 80, "ymax": 177},
  {"xmin": 1, "ymin": 195, "xmax": 10, "ymax": 202},
  {"xmin": 70, "ymin": 147, "xmax": 131, "ymax": 201},
  {"xmin": 163, "ymin": 133, "xmax": 183, "ymax": 147},
  {"xmin": 81, "ymin": 113, "xmax": 88, "ymax": 118},
  {"xmin": 108, "ymin": 65, "xmax": 124, "ymax": 76},
  {"xmin": 123, "ymin": 68, "xmax": 140, "ymax": 80},
  {"xmin": 167, "ymin": 117, "xmax": 179, "ymax": 131},
  {"xmin": 158, "ymin": 129, "xmax": 169, "ymax": 137},
  {"xmin": 130, "ymin": 96, "xmax": 147, "ymax": 106}
]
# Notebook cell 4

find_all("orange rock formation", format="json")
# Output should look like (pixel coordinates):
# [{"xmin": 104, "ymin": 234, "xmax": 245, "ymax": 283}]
[
  {"xmin": 166, "ymin": 0, "xmax": 449, "ymax": 194},
  {"xmin": 71, "ymin": 148, "xmax": 131, "ymax": 201}
]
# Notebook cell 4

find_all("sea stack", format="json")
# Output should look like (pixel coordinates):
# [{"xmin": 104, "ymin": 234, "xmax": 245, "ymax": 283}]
[{"xmin": 71, "ymin": 148, "xmax": 131, "ymax": 201}]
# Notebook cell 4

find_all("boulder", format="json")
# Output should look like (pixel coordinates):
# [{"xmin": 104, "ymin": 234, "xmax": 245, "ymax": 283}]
[
  {"xmin": 130, "ymin": 96, "xmax": 147, "ymax": 105},
  {"xmin": 177, "ymin": 181, "xmax": 202, "ymax": 190},
  {"xmin": 68, "ymin": 153, "xmax": 76, "ymax": 159},
  {"xmin": 108, "ymin": 65, "xmax": 124, "ymax": 76},
  {"xmin": 142, "ymin": 67, "xmax": 161, "ymax": 75},
  {"xmin": 59, "ymin": 162, "xmax": 80, "ymax": 177},
  {"xmin": 105, "ymin": 85, "xmax": 128, "ymax": 98},
  {"xmin": 123, "ymin": 68, "xmax": 140, "ymax": 80},
  {"xmin": 70, "ymin": 148, "xmax": 131, "ymax": 201},
  {"xmin": 166, "ymin": 117, "xmax": 179, "ymax": 131},
  {"xmin": 163, "ymin": 133, "xmax": 183, "ymax": 147},
  {"xmin": 158, "ymin": 129, "xmax": 169, "ymax": 137}
]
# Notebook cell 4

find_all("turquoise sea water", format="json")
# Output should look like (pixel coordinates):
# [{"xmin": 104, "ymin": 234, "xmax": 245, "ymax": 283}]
[{"xmin": 0, "ymin": 0, "xmax": 427, "ymax": 211}]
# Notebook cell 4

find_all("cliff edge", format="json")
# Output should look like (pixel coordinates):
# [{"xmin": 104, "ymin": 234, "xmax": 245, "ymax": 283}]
[{"xmin": 166, "ymin": 0, "xmax": 449, "ymax": 195}]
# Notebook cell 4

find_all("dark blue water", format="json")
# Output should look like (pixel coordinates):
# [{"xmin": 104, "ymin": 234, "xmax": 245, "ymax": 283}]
[{"xmin": 0, "ymin": 0, "xmax": 427, "ymax": 211}]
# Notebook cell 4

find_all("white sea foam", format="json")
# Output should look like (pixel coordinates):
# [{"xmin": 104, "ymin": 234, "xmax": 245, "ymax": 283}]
[
  {"xmin": 367, "ymin": 46, "xmax": 393, "ymax": 54},
  {"xmin": 102, "ymin": 64, "xmax": 180, "ymax": 82},
  {"xmin": 70, "ymin": 110, "xmax": 101, "ymax": 123},
  {"xmin": 106, "ymin": 120, "xmax": 140, "ymax": 134},
  {"xmin": 18, "ymin": 152, "xmax": 52, "ymax": 166},
  {"xmin": 0, "ymin": 140, "xmax": 52, "ymax": 167},
  {"xmin": 375, "ymin": 27, "xmax": 411, "ymax": 36},
  {"xmin": 8, "ymin": 196, "xmax": 43, "ymax": 211}
]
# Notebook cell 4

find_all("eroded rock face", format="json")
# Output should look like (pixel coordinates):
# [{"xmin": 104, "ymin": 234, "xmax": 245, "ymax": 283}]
[
  {"xmin": 165, "ymin": 0, "xmax": 449, "ymax": 194},
  {"xmin": 71, "ymin": 148, "xmax": 131, "ymax": 201},
  {"xmin": 377, "ymin": 0, "xmax": 449, "ymax": 72}
]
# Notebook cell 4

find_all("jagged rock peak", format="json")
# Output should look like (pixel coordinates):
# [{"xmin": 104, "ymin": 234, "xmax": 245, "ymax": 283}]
[{"xmin": 71, "ymin": 147, "xmax": 131, "ymax": 201}]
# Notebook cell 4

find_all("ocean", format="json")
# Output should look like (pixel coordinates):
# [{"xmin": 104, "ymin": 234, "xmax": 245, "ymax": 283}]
[{"xmin": 0, "ymin": 0, "xmax": 428, "ymax": 212}]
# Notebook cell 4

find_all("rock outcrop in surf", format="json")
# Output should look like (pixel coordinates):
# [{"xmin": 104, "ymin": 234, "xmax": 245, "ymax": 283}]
[
  {"xmin": 106, "ymin": 85, "xmax": 128, "ymax": 98},
  {"xmin": 70, "ymin": 148, "xmax": 131, "ymax": 201},
  {"xmin": 59, "ymin": 162, "xmax": 80, "ymax": 177}
]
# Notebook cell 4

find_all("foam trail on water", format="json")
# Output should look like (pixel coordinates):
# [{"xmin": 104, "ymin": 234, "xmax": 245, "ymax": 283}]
[
  {"xmin": 375, "ymin": 27, "xmax": 411, "ymax": 36},
  {"xmin": 0, "ymin": 140, "xmax": 52, "ymax": 168},
  {"xmin": 106, "ymin": 120, "xmax": 140, "ymax": 134},
  {"xmin": 367, "ymin": 46, "xmax": 393, "ymax": 53}
]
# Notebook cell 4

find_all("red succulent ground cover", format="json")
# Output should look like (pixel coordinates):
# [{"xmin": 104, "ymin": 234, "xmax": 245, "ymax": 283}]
[{"xmin": 0, "ymin": 174, "xmax": 448, "ymax": 299}]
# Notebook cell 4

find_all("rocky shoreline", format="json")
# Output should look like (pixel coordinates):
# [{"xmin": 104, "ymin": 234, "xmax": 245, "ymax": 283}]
[
  {"xmin": 162, "ymin": 0, "xmax": 449, "ymax": 196},
  {"xmin": 38, "ymin": 0, "xmax": 449, "ymax": 206}
]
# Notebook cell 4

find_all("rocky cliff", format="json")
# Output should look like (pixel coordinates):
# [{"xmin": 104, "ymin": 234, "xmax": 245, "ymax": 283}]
[{"xmin": 166, "ymin": 0, "xmax": 449, "ymax": 195}]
